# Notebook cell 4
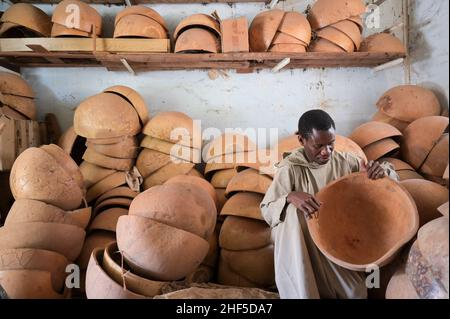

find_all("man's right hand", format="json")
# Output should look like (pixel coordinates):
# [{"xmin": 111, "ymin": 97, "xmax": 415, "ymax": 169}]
[{"xmin": 287, "ymin": 191, "xmax": 322, "ymax": 220}]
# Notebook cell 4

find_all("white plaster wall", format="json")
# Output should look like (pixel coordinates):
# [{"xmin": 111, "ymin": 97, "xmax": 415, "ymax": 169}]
[
  {"xmin": 408, "ymin": 0, "xmax": 449, "ymax": 113},
  {"xmin": 4, "ymin": 1, "xmax": 445, "ymax": 148}
]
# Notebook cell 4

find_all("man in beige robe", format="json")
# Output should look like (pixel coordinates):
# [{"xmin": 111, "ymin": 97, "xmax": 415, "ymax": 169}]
[{"xmin": 261, "ymin": 110, "xmax": 398, "ymax": 299}]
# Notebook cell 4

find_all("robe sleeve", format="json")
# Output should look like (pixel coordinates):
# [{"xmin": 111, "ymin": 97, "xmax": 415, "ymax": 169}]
[
  {"xmin": 345, "ymin": 152, "xmax": 399, "ymax": 182},
  {"xmin": 260, "ymin": 165, "xmax": 295, "ymax": 228},
  {"xmin": 379, "ymin": 161, "xmax": 400, "ymax": 181}
]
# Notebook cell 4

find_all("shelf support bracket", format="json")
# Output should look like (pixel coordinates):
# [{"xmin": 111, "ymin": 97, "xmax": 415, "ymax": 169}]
[
  {"xmin": 383, "ymin": 22, "xmax": 404, "ymax": 34},
  {"xmin": 272, "ymin": 58, "xmax": 291, "ymax": 73},
  {"xmin": 25, "ymin": 45, "xmax": 64, "ymax": 65},
  {"xmin": 373, "ymin": 58, "xmax": 404, "ymax": 72},
  {"xmin": 268, "ymin": 0, "xmax": 279, "ymax": 9},
  {"xmin": 120, "ymin": 58, "xmax": 136, "ymax": 75}
]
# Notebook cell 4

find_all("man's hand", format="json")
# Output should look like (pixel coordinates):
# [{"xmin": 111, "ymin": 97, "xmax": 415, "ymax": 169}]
[
  {"xmin": 287, "ymin": 191, "xmax": 322, "ymax": 220},
  {"xmin": 362, "ymin": 160, "xmax": 387, "ymax": 180}
]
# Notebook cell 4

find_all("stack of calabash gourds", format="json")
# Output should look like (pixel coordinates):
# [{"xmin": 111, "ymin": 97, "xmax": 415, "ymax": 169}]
[
  {"xmin": 249, "ymin": 9, "xmax": 312, "ymax": 53},
  {"xmin": 74, "ymin": 85, "xmax": 148, "ymax": 204},
  {"xmin": 165, "ymin": 175, "xmax": 220, "ymax": 284},
  {"xmin": 203, "ymin": 133, "xmax": 257, "ymax": 212},
  {"xmin": 349, "ymin": 84, "xmax": 449, "ymax": 221},
  {"xmin": 350, "ymin": 85, "xmax": 448, "ymax": 184},
  {"xmin": 138, "ymin": 111, "xmax": 202, "ymax": 190},
  {"xmin": 307, "ymin": 0, "xmax": 365, "ymax": 53},
  {"xmin": 401, "ymin": 115, "xmax": 449, "ymax": 185},
  {"xmin": 73, "ymin": 86, "xmax": 148, "ymax": 287},
  {"xmin": 51, "ymin": 0, "xmax": 102, "ymax": 38},
  {"xmin": 74, "ymin": 183, "xmax": 139, "ymax": 294},
  {"xmin": 174, "ymin": 14, "xmax": 221, "ymax": 53},
  {"xmin": 203, "ymin": 132, "xmax": 276, "ymax": 289},
  {"xmin": 0, "ymin": 72, "xmax": 37, "ymax": 121},
  {"xmin": 211, "ymin": 134, "xmax": 274, "ymax": 289},
  {"xmin": 0, "ymin": 144, "xmax": 88, "ymax": 299},
  {"xmin": 0, "ymin": 3, "xmax": 51, "ymax": 37},
  {"xmin": 217, "ymin": 166, "xmax": 275, "ymax": 289},
  {"xmin": 85, "ymin": 181, "xmax": 217, "ymax": 298},
  {"xmin": 113, "ymin": 5, "xmax": 168, "ymax": 40},
  {"xmin": 349, "ymin": 121, "xmax": 403, "ymax": 162}
]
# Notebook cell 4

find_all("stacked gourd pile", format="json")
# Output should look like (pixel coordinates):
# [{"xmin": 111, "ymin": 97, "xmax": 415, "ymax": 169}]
[
  {"xmin": 349, "ymin": 85, "xmax": 449, "ymax": 184},
  {"xmin": 0, "ymin": 3, "xmax": 51, "ymax": 37},
  {"xmin": 73, "ymin": 86, "xmax": 148, "ymax": 281},
  {"xmin": 51, "ymin": 0, "xmax": 102, "ymax": 38},
  {"xmin": 174, "ymin": 14, "xmax": 221, "ymax": 53},
  {"xmin": 0, "ymin": 72, "xmax": 37, "ymax": 121},
  {"xmin": 217, "ymin": 167, "xmax": 275, "ymax": 289},
  {"xmin": 74, "ymin": 85, "xmax": 147, "ymax": 204},
  {"xmin": 349, "ymin": 122, "xmax": 403, "ymax": 162},
  {"xmin": 204, "ymin": 133, "xmax": 270, "ymax": 288},
  {"xmin": 249, "ymin": 9, "xmax": 312, "ymax": 53},
  {"xmin": 307, "ymin": 0, "xmax": 365, "ymax": 53},
  {"xmin": 113, "ymin": 5, "xmax": 168, "ymax": 40},
  {"xmin": 165, "ymin": 175, "xmax": 219, "ymax": 284},
  {"xmin": 0, "ymin": 144, "xmax": 88, "ymax": 299},
  {"xmin": 203, "ymin": 133, "xmax": 257, "ymax": 213},
  {"xmin": 85, "ymin": 180, "xmax": 217, "ymax": 299},
  {"xmin": 401, "ymin": 115, "xmax": 448, "ymax": 185},
  {"xmin": 137, "ymin": 111, "xmax": 202, "ymax": 190}
]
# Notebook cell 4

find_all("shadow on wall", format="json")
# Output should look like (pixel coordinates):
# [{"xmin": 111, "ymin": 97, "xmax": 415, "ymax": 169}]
[{"xmin": 408, "ymin": 0, "xmax": 443, "ymax": 64}]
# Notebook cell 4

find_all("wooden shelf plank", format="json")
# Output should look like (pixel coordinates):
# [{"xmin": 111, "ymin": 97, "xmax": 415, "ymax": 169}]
[
  {"xmin": 0, "ymin": 39, "xmax": 406, "ymax": 72},
  {"xmin": 0, "ymin": 38, "xmax": 170, "ymax": 53},
  {"xmin": 0, "ymin": 51, "xmax": 406, "ymax": 72}
]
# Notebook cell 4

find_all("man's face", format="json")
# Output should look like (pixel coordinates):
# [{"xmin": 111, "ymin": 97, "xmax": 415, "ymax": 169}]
[{"xmin": 299, "ymin": 128, "xmax": 336, "ymax": 165}]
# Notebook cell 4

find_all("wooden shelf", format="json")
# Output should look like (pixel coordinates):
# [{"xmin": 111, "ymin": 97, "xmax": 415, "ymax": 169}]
[
  {"xmin": 0, "ymin": 50, "xmax": 405, "ymax": 73},
  {"xmin": 0, "ymin": 36, "xmax": 406, "ymax": 72},
  {"xmin": 9, "ymin": 1, "xmax": 270, "ymax": 4}
]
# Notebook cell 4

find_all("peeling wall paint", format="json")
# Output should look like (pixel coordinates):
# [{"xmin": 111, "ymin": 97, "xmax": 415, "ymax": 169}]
[{"xmin": 2, "ymin": 1, "xmax": 445, "ymax": 147}]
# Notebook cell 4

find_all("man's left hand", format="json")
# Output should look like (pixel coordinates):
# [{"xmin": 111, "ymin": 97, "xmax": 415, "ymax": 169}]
[{"xmin": 363, "ymin": 160, "xmax": 387, "ymax": 180}]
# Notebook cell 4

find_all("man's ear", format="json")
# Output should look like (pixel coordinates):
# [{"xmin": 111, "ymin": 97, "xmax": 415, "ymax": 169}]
[{"xmin": 298, "ymin": 134, "xmax": 306, "ymax": 146}]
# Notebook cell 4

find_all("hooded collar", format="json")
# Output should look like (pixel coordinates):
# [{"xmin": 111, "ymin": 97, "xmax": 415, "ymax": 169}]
[{"xmin": 276, "ymin": 147, "xmax": 332, "ymax": 169}]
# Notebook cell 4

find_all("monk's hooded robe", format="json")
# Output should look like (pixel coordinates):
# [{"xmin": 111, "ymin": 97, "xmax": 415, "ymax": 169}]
[{"xmin": 260, "ymin": 148, "xmax": 398, "ymax": 299}]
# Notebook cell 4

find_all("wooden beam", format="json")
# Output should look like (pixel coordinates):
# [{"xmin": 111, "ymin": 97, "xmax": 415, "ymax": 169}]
[
  {"xmin": 0, "ymin": 38, "xmax": 170, "ymax": 53},
  {"xmin": 0, "ymin": 50, "xmax": 406, "ymax": 71},
  {"xmin": 96, "ymin": 52, "xmax": 405, "ymax": 63}
]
